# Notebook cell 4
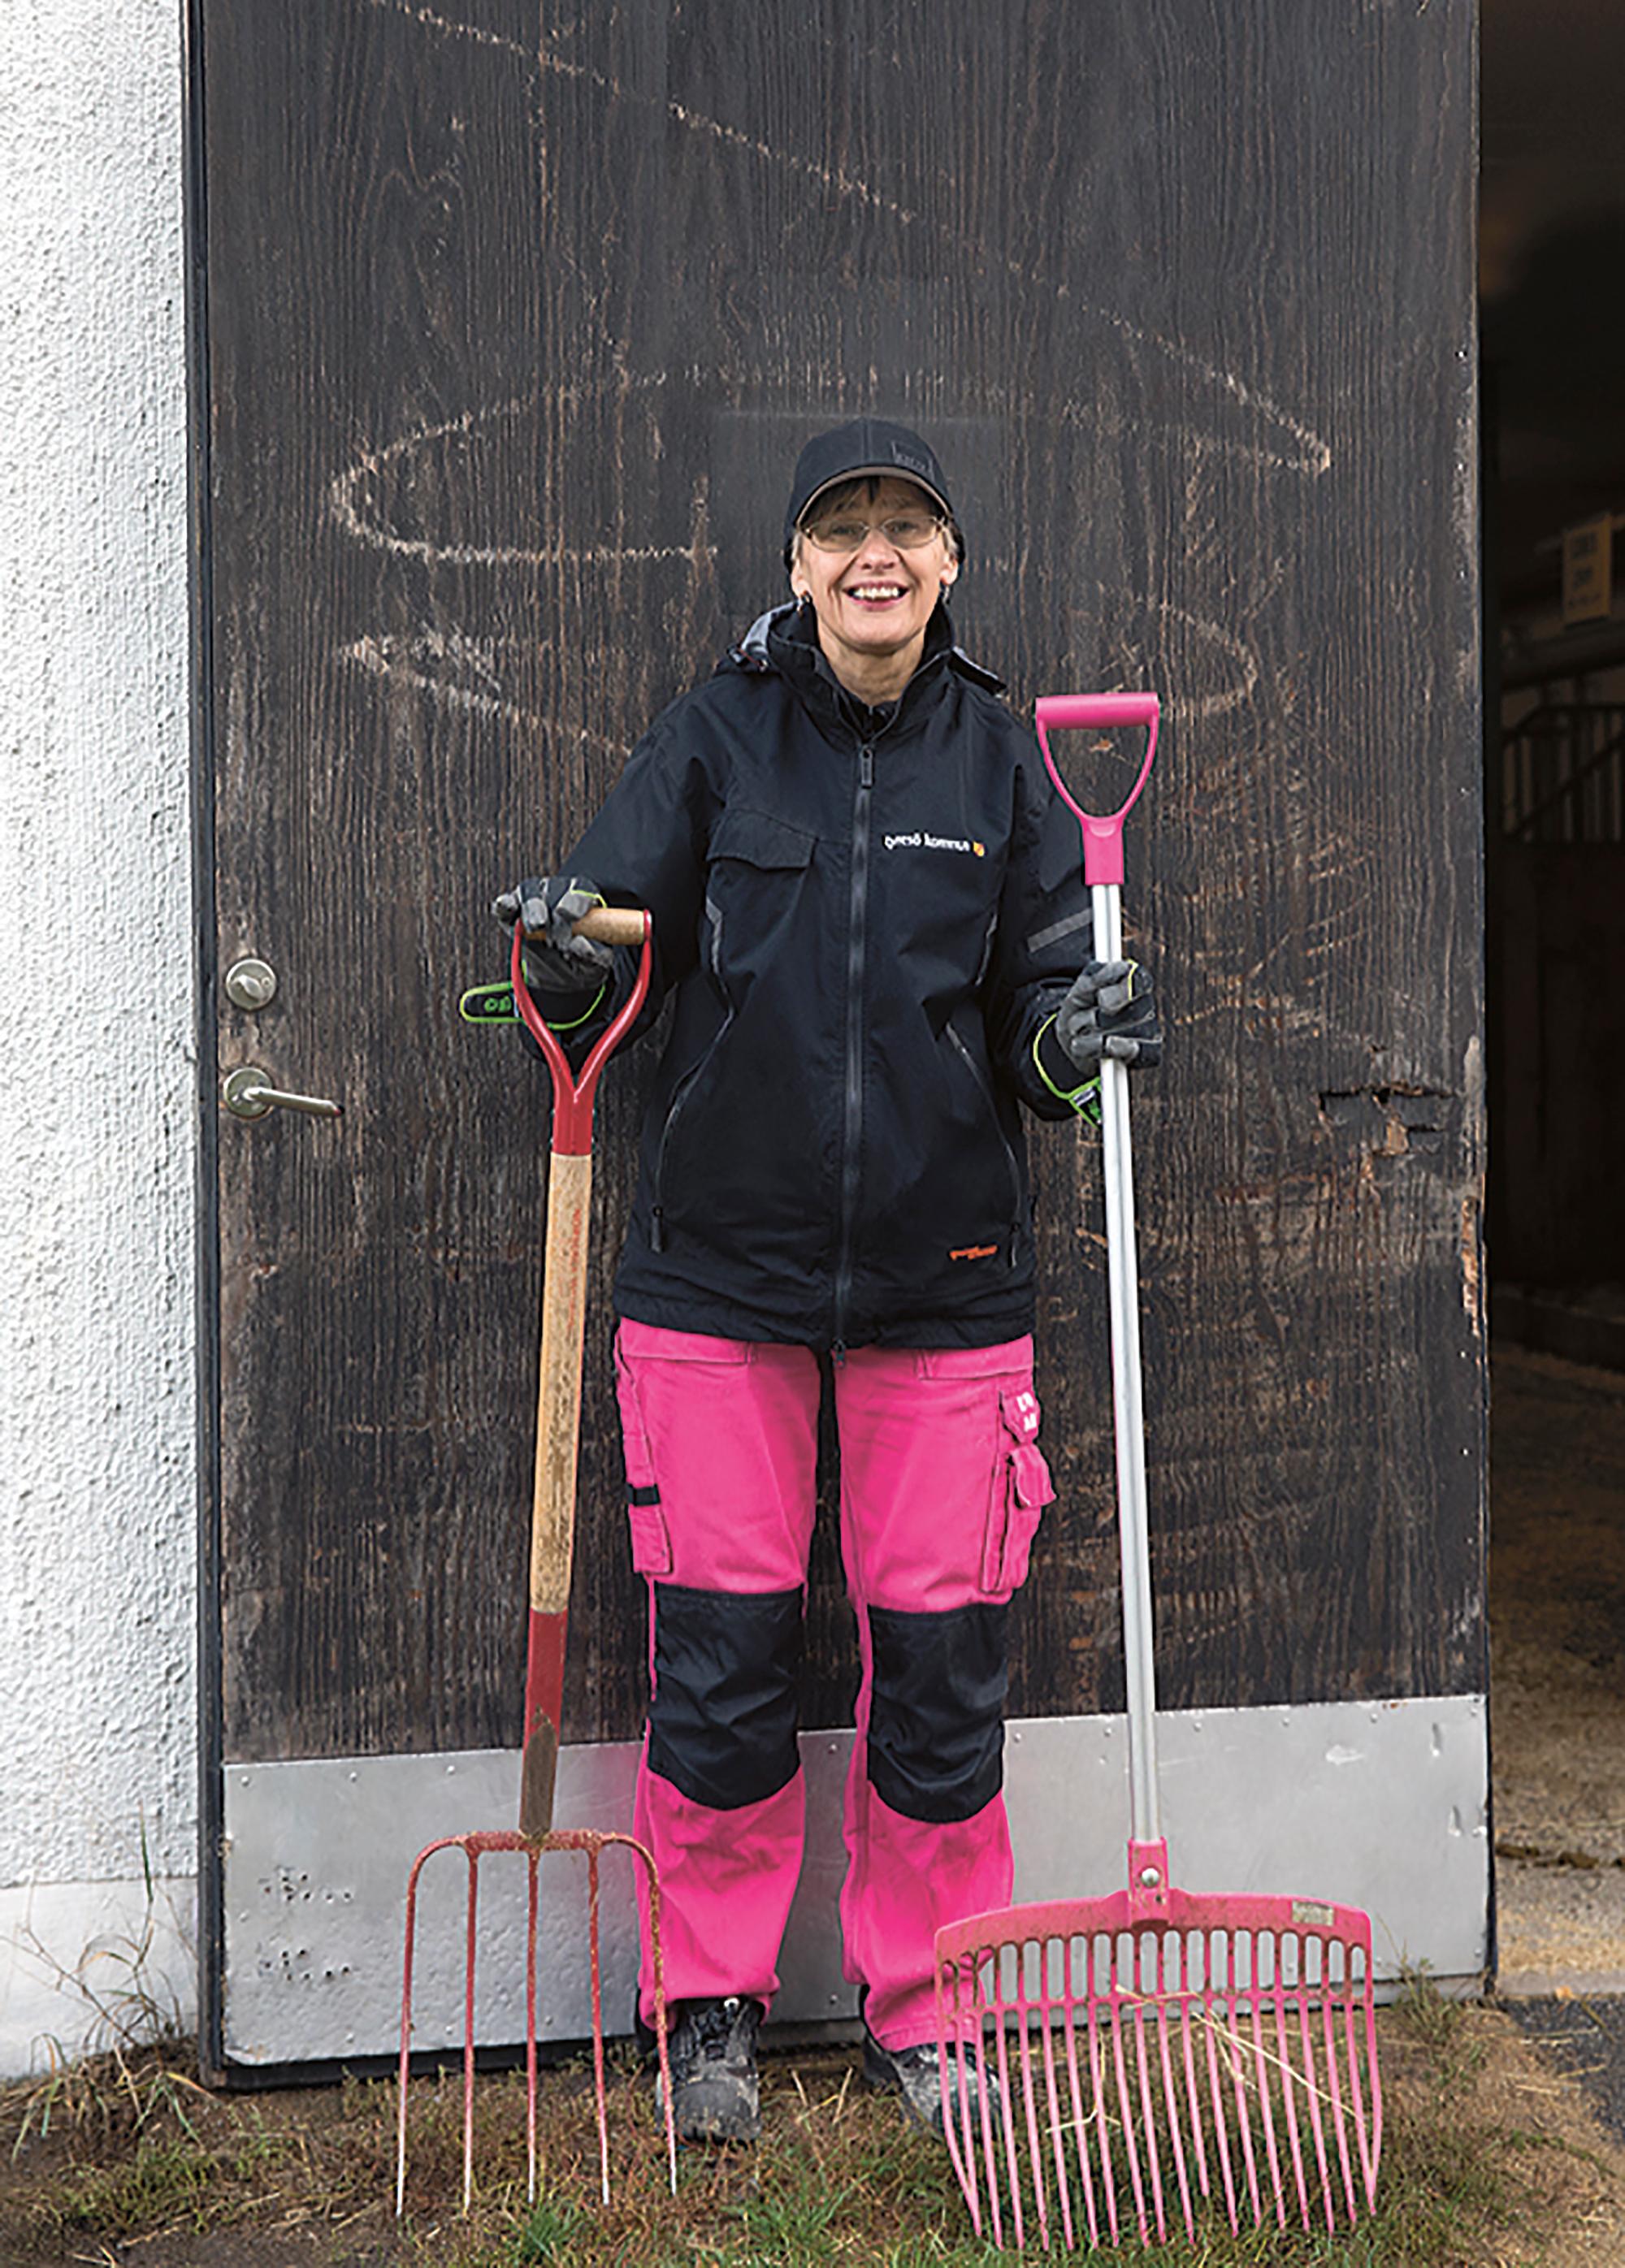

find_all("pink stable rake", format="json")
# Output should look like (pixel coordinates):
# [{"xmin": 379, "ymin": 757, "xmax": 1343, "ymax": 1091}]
[
  {"xmin": 934, "ymin": 695, "xmax": 1381, "ymax": 2250},
  {"xmin": 396, "ymin": 906, "xmax": 678, "ymax": 2215}
]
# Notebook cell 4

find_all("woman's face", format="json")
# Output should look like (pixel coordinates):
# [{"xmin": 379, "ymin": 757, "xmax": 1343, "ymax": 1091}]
[{"xmin": 788, "ymin": 475, "xmax": 958, "ymax": 687}]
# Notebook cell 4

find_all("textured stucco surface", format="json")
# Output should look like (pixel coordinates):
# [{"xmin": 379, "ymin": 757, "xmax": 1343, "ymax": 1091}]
[{"xmin": 0, "ymin": 1, "xmax": 195, "ymax": 2066}]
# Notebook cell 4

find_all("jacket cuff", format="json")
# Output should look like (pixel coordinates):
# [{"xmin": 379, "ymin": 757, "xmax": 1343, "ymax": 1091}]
[
  {"xmin": 543, "ymin": 981, "xmax": 609, "ymax": 1032},
  {"xmin": 1034, "ymin": 1016, "xmax": 1100, "ymax": 1118}
]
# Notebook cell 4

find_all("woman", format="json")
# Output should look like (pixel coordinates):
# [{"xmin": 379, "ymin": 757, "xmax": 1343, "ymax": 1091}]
[{"xmin": 496, "ymin": 418, "xmax": 1159, "ymax": 2142}]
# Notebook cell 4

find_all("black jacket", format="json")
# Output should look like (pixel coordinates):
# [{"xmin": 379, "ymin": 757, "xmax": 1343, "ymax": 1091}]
[{"xmin": 559, "ymin": 601, "xmax": 1094, "ymax": 1352}]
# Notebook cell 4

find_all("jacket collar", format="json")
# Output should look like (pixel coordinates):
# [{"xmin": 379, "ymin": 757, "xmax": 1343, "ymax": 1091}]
[{"xmin": 728, "ymin": 599, "xmax": 1005, "ymax": 741}]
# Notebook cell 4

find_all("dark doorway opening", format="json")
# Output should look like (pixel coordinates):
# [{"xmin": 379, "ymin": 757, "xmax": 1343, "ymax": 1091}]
[{"xmin": 1481, "ymin": 0, "xmax": 1625, "ymax": 1993}]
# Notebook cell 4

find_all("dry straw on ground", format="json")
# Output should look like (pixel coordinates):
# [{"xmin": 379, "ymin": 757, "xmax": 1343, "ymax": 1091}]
[{"xmin": 2, "ymin": 1978, "xmax": 1623, "ymax": 2266}]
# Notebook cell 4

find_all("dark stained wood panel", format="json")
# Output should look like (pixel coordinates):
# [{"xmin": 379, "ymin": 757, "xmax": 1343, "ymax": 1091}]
[{"xmin": 200, "ymin": 0, "xmax": 1484, "ymax": 1766}]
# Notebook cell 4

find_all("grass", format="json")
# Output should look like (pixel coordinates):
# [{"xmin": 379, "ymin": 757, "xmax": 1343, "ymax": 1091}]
[{"xmin": 0, "ymin": 1979, "xmax": 1618, "ymax": 2264}]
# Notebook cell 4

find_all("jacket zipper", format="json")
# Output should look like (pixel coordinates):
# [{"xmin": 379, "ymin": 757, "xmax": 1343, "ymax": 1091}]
[
  {"xmin": 945, "ymin": 1023, "xmax": 1023, "ymax": 1266},
  {"xmin": 830, "ymin": 738, "xmax": 876, "ymax": 1359}
]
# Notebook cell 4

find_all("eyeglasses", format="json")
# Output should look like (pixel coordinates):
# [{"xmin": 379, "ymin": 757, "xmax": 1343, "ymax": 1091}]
[{"xmin": 800, "ymin": 511, "xmax": 945, "ymax": 553}]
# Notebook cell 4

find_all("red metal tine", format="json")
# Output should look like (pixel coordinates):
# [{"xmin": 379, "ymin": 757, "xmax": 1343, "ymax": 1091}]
[
  {"xmin": 585, "ymin": 1847, "xmax": 610, "ymax": 2207},
  {"xmin": 396, "ymin": 1834, "xmax": 448, "ymax": 2216},
  {"xmin": 462, "ymin": 1845, "xmax": 480, "ymax": 2212},
  {"xmin": 525, "ymin": 1850, "xmax": 540, "ymax": 2205},
  {"xmin": 642, "ymin": 1848, "xmax": 678, "ymax": 2197}
]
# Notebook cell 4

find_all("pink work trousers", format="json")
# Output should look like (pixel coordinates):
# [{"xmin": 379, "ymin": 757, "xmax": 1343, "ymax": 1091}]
[{"xmin": 613, "ymin": 1318, "xmax": 1054, "ymax": 2052}]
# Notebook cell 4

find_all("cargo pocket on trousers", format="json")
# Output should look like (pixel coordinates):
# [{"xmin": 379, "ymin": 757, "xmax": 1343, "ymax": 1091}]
[
  {"xmin": 613, "ymin": 1348, "xmax": 674, "ymax": 1577},
  {"xmin": 981, "ymin": 1383, "xmax": 1055, "ymax": 1596}
]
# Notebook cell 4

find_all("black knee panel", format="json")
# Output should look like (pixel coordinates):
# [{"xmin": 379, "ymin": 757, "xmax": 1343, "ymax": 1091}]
[
  {"xmin": 866, "ymin": 1602, "xmax": 1009, "ymax": 1824},
  {"xmin": 646, "ymin": 1581, "xmax": 805, "ymax": 1811}
]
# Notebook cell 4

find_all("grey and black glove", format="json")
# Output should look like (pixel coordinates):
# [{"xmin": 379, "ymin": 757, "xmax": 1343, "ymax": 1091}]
[
  {"xmin": 1035, "ymin": 957, "xmax": 1161, "ymax": 1121},
  {"xmin": 491, "ymin": 875, "xmax": 613, "ymax": 996},
  {"xmin": 1056, "ymin": 958, "xmax": 1161, "ymax": 1071}
]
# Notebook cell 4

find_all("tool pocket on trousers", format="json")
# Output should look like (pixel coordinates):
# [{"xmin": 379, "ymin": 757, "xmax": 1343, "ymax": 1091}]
[
  {"xmin": 981, "ymin": 1383, "xmax": 1055, "ymax": 1595},
  {"xmin": 613, "ymin": 1348, "xmax": 674, "ymax": 1577}
]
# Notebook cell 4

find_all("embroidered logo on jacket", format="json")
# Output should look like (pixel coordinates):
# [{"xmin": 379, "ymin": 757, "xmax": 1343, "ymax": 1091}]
[
  {"xmin": 948, "ymin": 1243, "xmax": 1000, "ymax": 1262},
  {"xmin": 883, "ymin": 832, "xmax": 986, "ymax": 857}
]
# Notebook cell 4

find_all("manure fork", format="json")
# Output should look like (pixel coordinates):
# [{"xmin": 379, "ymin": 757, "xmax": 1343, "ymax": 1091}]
[
  {"xmin": 934, "ymin": 697, "xmax": 1381, "ymax": 2249},
  {"xmin": 396, "ymin": 905, "xmax": 678, "ymax": 2213}
]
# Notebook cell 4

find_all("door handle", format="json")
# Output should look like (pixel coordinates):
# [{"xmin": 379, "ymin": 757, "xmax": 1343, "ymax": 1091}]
[{"xmin": 222, "ymin": 1066, "xmax": 343, "ymax": 1121}]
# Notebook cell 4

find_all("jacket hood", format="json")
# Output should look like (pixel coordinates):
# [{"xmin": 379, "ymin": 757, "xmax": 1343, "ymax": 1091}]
[{"xmin": 727, "ymin": 598, "xmax": 1006, "ymax": 708}]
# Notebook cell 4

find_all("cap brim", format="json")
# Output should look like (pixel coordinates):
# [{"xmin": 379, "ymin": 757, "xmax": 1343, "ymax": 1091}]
[{"xmin": 798, "ymin": 466, "xmax": 951, "ymax": 524}]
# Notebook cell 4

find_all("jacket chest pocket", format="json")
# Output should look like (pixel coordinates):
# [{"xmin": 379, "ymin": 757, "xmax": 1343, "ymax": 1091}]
[{"xmin": 706, "ymin": 808, "xmax": 817, "ymax": 972}]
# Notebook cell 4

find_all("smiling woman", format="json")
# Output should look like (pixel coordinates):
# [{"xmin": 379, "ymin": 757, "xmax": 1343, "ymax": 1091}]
[
  {"xmin": 492, "ymin": 415, "xmax": 1161, "ymax": 2148},
  {"xmin": 787, "ymin": 471, "xmax": 960, "ymax": 703}
]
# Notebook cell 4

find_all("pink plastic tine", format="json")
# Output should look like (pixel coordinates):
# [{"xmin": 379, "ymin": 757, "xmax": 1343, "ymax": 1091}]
[
  {"xmin": 1037, "ymin": 1939, "xmax": 1075, "ymax": 2251},
  {"xmin": 1321, "ymin": 1950, "xmax": 1358, "ymax": 2223},
  {"xmin": 1296, "ymin": 1951, "xmax": 1335, "ymax": 2231},
  {"xmin": 1130, "ymin": 1978, "xmax": 1166, "ymax": 2243},
  {"xmin": 1178, "ymin": 1941, "xmax": 1211, "ymax": 2207},
  {"xmin": 1344, "ymin": 1962, "xmax": 1374, "ymax": 2205},
  {"xmin": 993, "ymin": 1950, "xmax": 1023, "ymax": 2249},
  {"xmin": 1247, "ymin": 1941, "xmax": 1287, "ymax": 2227},
  {"xmin": 935, "ymin": 1955, "xmax": 980, "ymax": 2233},
  {"xmin": 1033, "ymin": 691, "xmax": 1159, "ymax": 887},
  {"xmin": 1152, "ymin": 1955, "xmax": 1194, "ymax": 2240},
  {"xmin": 1201, "ymin": 1959, "xmax": 1240, "ymax": 2233},
  {"xmin": 952, "ymin": 1963, "xmax": 986, "ymax": 2237},
  {"xmin": 1108, "ymin": 1954, "xmax": 1150, "ymax": 2241},
  {"xmin": 1347, "ymin": 1950, "xmax": 1382, "ymax": 2206},
  {"xmin": 1089, "ymin": 1946, "xmax": 1120, "ymax": 2245},
  {"xmin": 1270, "ymin": 1935, "xmax": 1311, "ymax": 2228},
  {"xmin": 525, "ymin": 1850, "xmax": 540, "ymax": 2205},
  {"xmin": 1060, "ymin": 1951, "xmax": 1100, "ymax": 2248},
  {"xmin": 1012, "ymin": 1944, "xmax": 1050, "ymax": 2250},
  {"xmin": 1225, "ymin": 1935, "xmax": 1263, "ymax": 2227},
  {"xmin": 976, "ymin": 1959, "xmax": 1007, "ymax": 2250}
]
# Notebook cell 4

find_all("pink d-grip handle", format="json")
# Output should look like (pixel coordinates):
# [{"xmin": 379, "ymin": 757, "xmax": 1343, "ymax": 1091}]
[{"xmin": 1034, "ymin": 692, "xmax": 1160, "ymax": 886}]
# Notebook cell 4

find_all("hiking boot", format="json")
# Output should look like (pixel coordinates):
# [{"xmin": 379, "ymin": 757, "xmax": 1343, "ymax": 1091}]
[
  {"xmin": 656, "ymin": 1995, "xmax": 764, "ymax": 2143},
  {"xmin": 863, "ymin": 2025, "xmax": 981, "ymax": 2138}
]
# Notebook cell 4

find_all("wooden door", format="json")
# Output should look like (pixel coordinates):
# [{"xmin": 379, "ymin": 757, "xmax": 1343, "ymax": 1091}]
[{"xmin": 193, "ymin": 0, "xmax": 1484, "ymax": 2073}]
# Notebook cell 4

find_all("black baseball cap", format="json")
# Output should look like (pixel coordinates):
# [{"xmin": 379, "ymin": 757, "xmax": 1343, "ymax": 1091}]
[{"xmin": 784, "ymin": 418, "xmax": 956, "ymax": 543}]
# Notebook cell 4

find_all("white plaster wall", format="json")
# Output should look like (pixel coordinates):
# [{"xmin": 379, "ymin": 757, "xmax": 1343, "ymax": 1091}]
[{"xmin": 0, "ymin": 0, "xmax": 196, "ymax": 2071}]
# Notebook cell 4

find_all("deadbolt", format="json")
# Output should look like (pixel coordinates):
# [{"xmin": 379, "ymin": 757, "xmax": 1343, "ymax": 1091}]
[{"xmin": 225, "ymin": 957, "xmax": 278, "ymax": 1011}]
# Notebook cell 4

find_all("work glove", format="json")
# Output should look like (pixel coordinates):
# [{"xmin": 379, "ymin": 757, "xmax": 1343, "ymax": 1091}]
[
  {"xmin": 1055, "ymin": 958, "xmax": 1161, "ymax": 1071},
  {"xmin": 491, "ymin": 875, "xmax": 613, "ymax": 994}
]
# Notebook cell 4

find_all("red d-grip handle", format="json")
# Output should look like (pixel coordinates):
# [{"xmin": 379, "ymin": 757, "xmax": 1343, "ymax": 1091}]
[
  {"xmin": 511, "ymin": 907, "xmax": 652, "ymax": 1154},
  {"xmin": 1034, "ymin": 692, "xmax": 1160, "ymax": 886}
]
